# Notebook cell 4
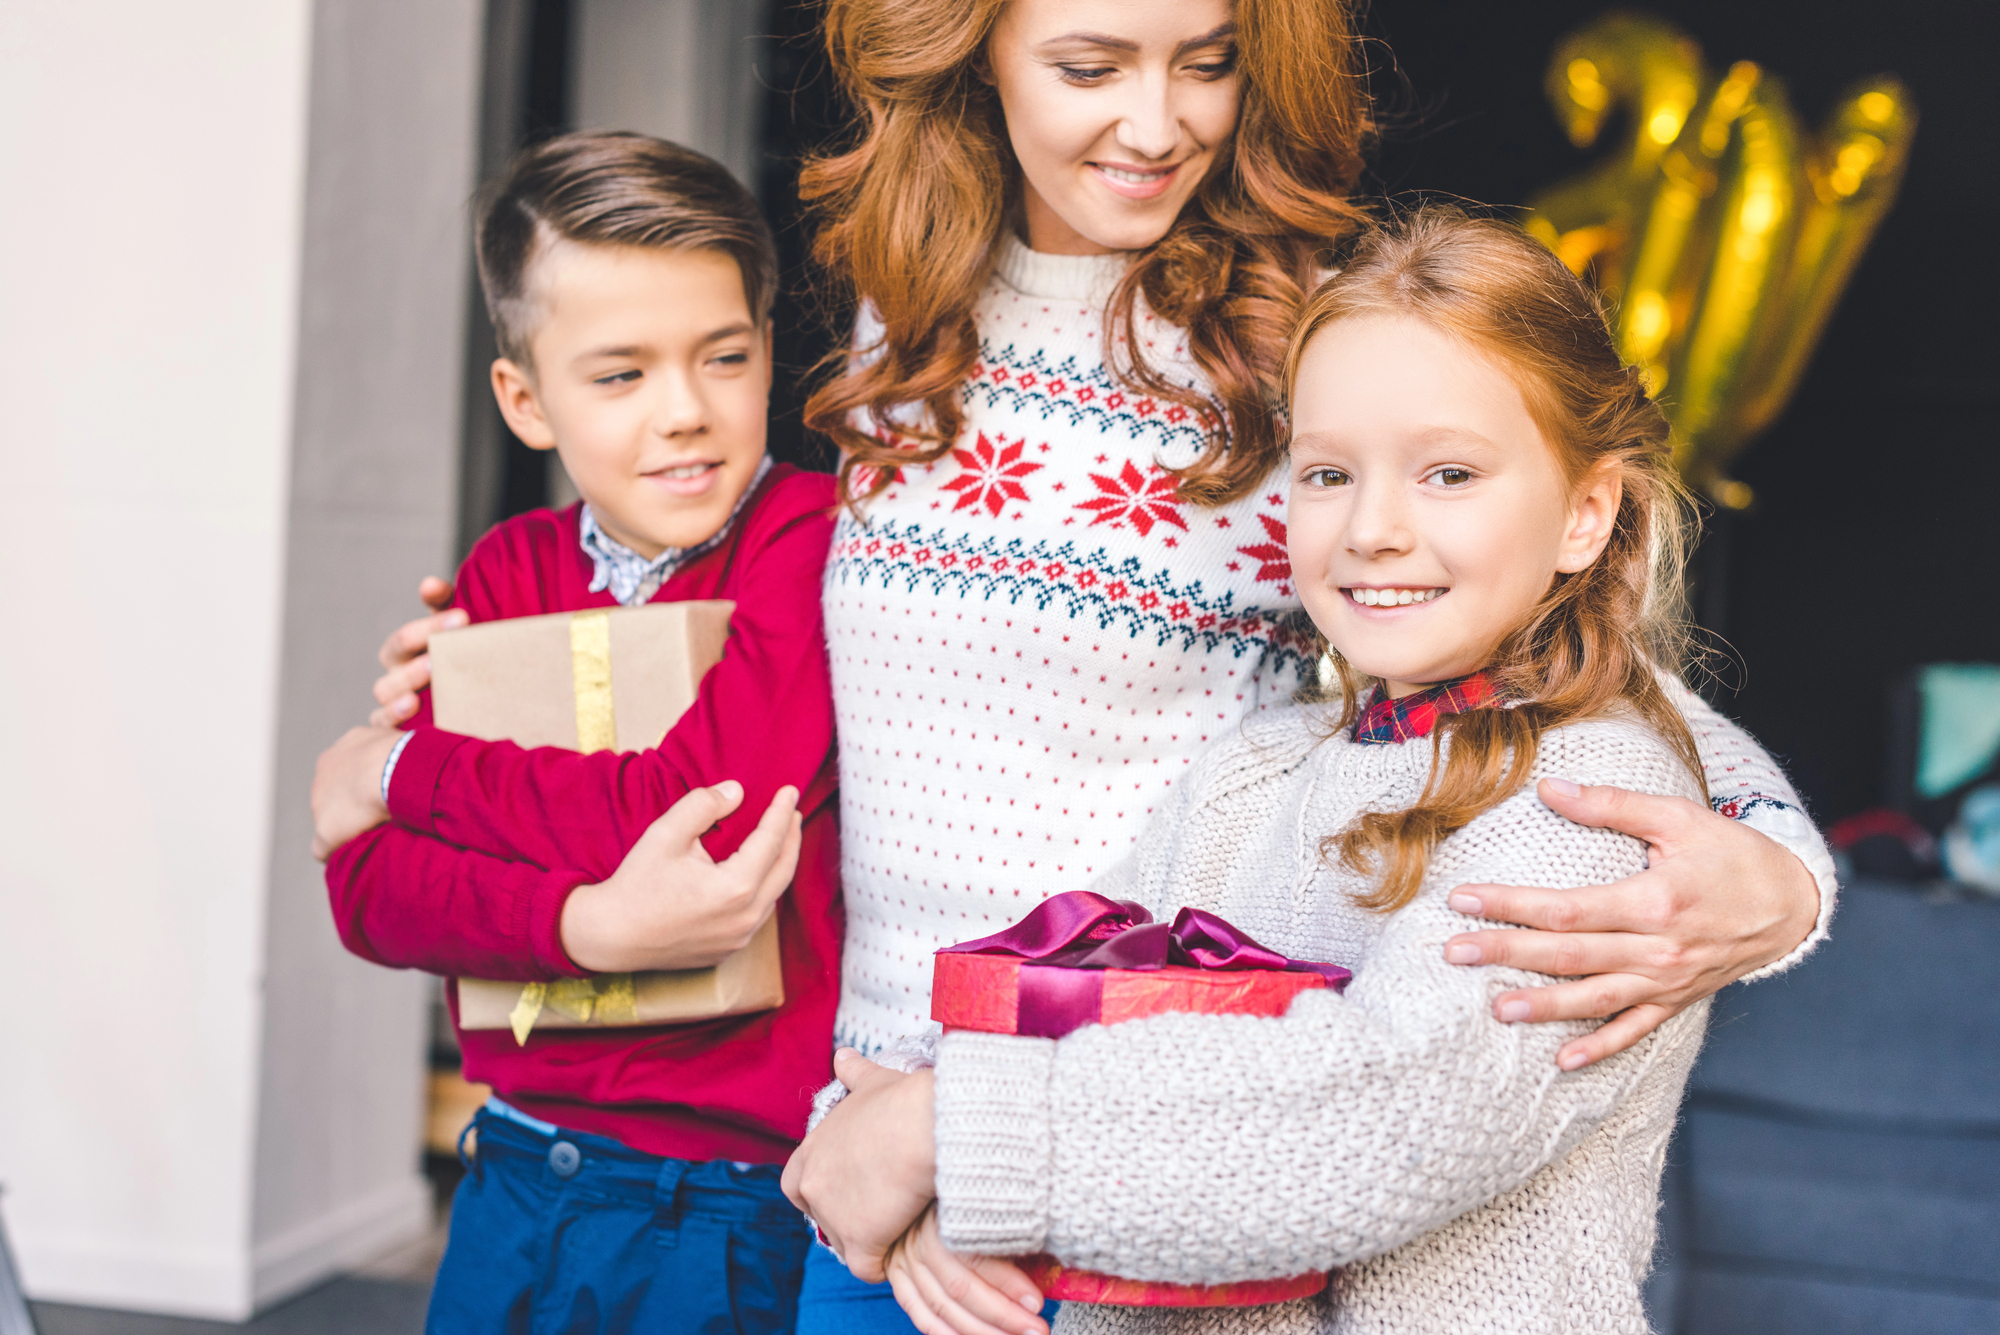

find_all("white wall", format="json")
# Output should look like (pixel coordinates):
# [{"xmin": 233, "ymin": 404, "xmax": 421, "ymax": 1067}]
[{"xmin": 0, "ymin": 1, "xmax": 480, "ymax": 1318}]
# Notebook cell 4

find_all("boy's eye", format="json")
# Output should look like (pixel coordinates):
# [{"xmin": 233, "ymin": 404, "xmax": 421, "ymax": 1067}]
[
  {"xmin": 1302, "ymin": 466, "xmax": 1352, "ymax": 488},
  {"xmin": 1429, "ymin": 467, "xmax": 1475, "ymax": 487},
  {"xmin": 593, "ymin": 370, "xmax": 640, "ymax": 386},
  {"xmin": 712, "ymin": 352, "xmax": 750, "ymax": 367}
]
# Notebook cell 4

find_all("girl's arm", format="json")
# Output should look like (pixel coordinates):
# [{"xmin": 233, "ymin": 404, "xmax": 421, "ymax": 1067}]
[
  {"xmin": 1442, "ymin": 679, "xmax": 1835, "ymax": 1068},
  {"xmin": 932, "ymin": 735, "xmax": 1709, "ymax": 1281}
]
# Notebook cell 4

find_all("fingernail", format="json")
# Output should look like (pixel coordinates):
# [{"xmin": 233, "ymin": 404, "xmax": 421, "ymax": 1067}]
[
  {"xmin": 1559, "ymin": 1050, "xmax": 1589, "ymax": 1070},
  {"xmin": 445, "ymin": 609, "xmax": 468, "ymax": 624},
  {"xmin": 1444, "ymin": 942, "xmax": 1482, "ymax": 964},
  {"xmin": 716, "ymin": 780, "xmax": 743, "ymax": 799},
  {"xmin": 1544, "ymin": 776, "xmax": 1582, "ymax": 797},
  {"xmin": 1498, "ymin": 1000, "xmax": 1532, "ymax": 1023},
  {"xmin": 1019, "ymin": 1293, "xmax": 1042, "ymax": 1312},
  {"xmin": 1449, "ymin": 892, "xmax": 1484, "ymax": 916}
]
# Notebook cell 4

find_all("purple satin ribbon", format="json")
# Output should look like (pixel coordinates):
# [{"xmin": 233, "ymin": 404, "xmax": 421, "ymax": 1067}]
[{"xmin": 941, "ymin": 892, "xmax": 1351, "ymax": 1038}]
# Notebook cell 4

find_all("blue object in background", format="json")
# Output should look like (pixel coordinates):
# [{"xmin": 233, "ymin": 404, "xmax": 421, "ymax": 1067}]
[
  {"xmin": 1915, "ymin": 664, "xmax": 2000, "ymax": 800},
  {"xmin": 1942, "ymin": 784, "xmax": 2000, "ymax": 893},
  {"xmin": 1646, "ymin": 881, "xmax": 2000, "ymax": 1333}
]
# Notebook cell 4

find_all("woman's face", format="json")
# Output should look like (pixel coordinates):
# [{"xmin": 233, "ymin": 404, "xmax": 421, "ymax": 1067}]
[
  {"xmin": 1286, "ymin": 315, "xmax": 1622, "ymax": 698},
  {"xmin": 985, "ymin": 0, "xmax": 1242, "ymax": 255}
]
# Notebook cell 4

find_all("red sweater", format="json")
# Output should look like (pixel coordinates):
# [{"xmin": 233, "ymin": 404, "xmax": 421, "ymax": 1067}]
[{"xmin": 326, "ymin": 464, "xmax": 840, "ymax": 1163}]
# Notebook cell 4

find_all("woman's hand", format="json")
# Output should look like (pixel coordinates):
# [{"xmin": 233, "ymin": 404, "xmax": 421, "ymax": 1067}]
[
  {"xmin": 369, "ymin": 576, "xmax": 465, "ymax": 727},
  {"xmin": 781, "ymin": 1049, "xmax": 939, "ymax": 1284},
  {"xmin": 886, "ymin": 1207, "xmax": 1047, "ymax": 1335},
  {"xmin": 560, "ymin": 783, "xmax": 800, "ymax": 972},
  {"xmin": 1443, "ymin": 778, "xmax": 1820, "ymax": 1070},
  {"xmin": 310, "ymin": 724, "xmax": 402, "ymax": 859}
]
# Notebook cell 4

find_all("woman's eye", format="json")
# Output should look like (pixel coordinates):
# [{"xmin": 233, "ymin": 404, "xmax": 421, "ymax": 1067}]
[
  {"xmin": 593, "ymin": 370, "xmax": 640, "ymax": 386},
  {"xmin": 1303, "ymin": 467, "xmax": 1352, "ymax": 488},
  {"xmin": 1430, "ymin": 467, "xmax": 1475, "ymax": 487},
  {"xmin": 1188, "ymin": 51, "xmax": 1238, "ymax": 79},
  {"xmin": 1056, "ymin": 65, "xmax": 1116, "ymax": 85}
]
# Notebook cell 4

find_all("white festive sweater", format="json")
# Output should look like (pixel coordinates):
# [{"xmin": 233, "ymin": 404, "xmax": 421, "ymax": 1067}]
[
  {"xmin": 933, "ymin": 709, "xmax": 1711, "ymax": 1334},
  {"xmin": 821, "ymin": 235, "xmax": 1837, "ymax": 1057}
]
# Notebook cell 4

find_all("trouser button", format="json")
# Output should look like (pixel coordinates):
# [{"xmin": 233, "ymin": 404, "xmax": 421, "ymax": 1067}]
[{"xmin": 549, "ymin": 1141, "xmax": 581, "ymax": 1178}]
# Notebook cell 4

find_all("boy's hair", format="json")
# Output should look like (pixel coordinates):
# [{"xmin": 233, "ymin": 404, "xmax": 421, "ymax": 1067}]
[
  {"xmin": 475, "ymin": 131, "xmax": 778, "ymax": 369},
  {"xmin": 1282, "ymin": 207, "xmax": 1706, "ymax": 912}
]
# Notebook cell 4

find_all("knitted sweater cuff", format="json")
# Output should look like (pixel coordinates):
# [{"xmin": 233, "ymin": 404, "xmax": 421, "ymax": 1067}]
[
  {"xmin": 1735, "ymin": 800, "xmax": 1840, "ymax": 981},
  {"xmin": 934, "ymin": 1031, "xmax": 1056, "ymax": 1256}
]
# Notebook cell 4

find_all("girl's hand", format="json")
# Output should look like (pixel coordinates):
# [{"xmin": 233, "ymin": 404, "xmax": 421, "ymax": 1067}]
[
  {"xmin": 781, "ymin": 1049, "xmax": 939, "ymax": 1283},
  {"xmin": 369, "ymin": 576, "xmax": 464, "ymax": 727},
  {"xmin": 886, "ymin": 1207, "xmax": 1047, "ymax": 1335},
  {"xmin": 1442, "ymin": 778, "xmax": 1819, "ymax": 1070}
]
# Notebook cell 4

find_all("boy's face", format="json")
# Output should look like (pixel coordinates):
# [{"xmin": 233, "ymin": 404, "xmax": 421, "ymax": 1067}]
[{"xmin": 492, "ymin": 241, "xmax": 770, "ymax": 558}]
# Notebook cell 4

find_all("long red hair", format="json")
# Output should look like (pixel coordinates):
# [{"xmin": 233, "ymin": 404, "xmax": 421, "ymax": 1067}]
[
  {"xmin": 1287, "ymin": 210, "xmax": 1707, "ymax": 911},
  {"xmin": 801, "ymin": 0, "xmax": 1374, "ymax": 510}
]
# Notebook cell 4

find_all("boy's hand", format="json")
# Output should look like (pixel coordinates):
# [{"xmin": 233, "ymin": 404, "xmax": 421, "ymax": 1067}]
[
  {"xmin": 310, "ymin": 725, "xmax": 401, "ymax": 860},
  {"xmin": 369, "ymin": 575, "xmax": 464, "ymax": 727},
  {"xmin": 560, "ymin": 782, "xmax": 802, "ymax": 973},
  {"xmin": 887, "ymin": 1207, "xmax": 1047, "ymax": 1335}
]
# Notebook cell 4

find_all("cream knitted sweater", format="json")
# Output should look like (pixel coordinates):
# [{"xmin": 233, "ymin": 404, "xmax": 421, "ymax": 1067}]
[
  {"xmin": 933, "ymin": 707, "xmax": 1713, "ymax": 1334},
  {"xmin": 824, "ymin": 235, "xmax": 1837, "ymax": 1059}
]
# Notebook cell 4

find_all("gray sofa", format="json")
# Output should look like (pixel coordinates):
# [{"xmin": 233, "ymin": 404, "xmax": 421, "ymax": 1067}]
[{"xmin": 1646, "ymin": 880, "xmax": 2000, "ymax": 1332}]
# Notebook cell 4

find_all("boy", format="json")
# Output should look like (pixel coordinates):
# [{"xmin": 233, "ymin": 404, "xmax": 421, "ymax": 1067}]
[{"xmin": 310, "ymin": 132, "xmax": 838, "ymax": 1333}]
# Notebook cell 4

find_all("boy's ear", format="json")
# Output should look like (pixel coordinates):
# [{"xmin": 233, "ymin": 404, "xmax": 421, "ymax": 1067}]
[
  {"xmin": 763, "ymin": 324, "xmax": 775, "ymax": 394},
  {"xmin": 1555, "ymin": 461, "xmax": 1623, "ymax": 573},
  {"xmin": 491, "ymin": 358, "xmax": 557, "ymax": 451}
]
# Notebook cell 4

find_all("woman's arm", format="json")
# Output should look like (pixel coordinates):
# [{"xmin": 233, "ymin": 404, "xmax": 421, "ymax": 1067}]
[{"xmin": 1444, "ymin": 681, "xmax": 1835, "ymax": 1069}]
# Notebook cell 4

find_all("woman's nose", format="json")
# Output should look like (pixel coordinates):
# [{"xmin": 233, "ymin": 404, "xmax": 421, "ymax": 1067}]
[{"xmin": 1114, "ymin": 76, "xmax": 1182, "ymax": 162}]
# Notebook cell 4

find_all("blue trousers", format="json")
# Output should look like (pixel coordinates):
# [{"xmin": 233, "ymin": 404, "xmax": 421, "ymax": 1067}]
[{"xmin": 428, "ymin": 1107, "xmax": 810, "ymax": 1334}]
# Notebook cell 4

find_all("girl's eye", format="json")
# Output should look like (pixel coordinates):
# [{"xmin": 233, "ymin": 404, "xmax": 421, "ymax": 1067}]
[
  {"xmin": 1056, "ymin": 65, "xmax": 1116, "ymax": 86},
  {"xmin": 1303, "ymin": 466, "xmax": 1352, "ymax": 488},
  {"xmin": 1429, "ymin": 467, "xmax": 1475, "ymax": 487},
  {"xmin": 594, "ymin": 370, "xmax": 640, "ymax": 386}
]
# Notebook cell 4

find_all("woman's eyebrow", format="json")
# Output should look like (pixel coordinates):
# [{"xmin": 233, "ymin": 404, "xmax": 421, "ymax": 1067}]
[{"xmin": 1039, "ymin": 23, "xmax": 1235, "ymax": 57}]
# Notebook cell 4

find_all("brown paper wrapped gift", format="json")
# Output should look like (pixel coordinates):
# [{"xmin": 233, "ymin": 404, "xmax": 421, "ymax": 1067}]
[{"xmin": 427, "ymin": 600, "xmax": 785, "ymax": 1044}]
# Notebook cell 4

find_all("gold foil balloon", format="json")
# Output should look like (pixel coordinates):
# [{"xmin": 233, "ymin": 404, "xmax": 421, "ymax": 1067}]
[{"xmin": 1524, "ymin": 16, "xmax": 1916, "ymax": 505}]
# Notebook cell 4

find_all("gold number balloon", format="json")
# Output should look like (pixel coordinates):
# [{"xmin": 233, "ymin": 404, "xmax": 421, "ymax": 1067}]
[{"xmin": 1523, "ymin": 16, "xmax": 1916, "ymax": 506}]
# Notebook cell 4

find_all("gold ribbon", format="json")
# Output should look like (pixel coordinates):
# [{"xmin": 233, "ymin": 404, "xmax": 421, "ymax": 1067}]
[
  {"xmin": 508, "ymin": 974, "xmax": 641, "ymax": 1045},
  {"xmin": 508, "ymin": 611, "xmax": 627, "ymax": 1044},
  {"xmin": 570, "ymin": 608, "xmax": 617, "ymax": 752}
]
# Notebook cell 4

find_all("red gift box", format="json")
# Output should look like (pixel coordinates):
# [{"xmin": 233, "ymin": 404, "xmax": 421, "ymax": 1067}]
[{"xmin": 932, "ymin": 893, "xmax": 1350, "ymax": 1307}]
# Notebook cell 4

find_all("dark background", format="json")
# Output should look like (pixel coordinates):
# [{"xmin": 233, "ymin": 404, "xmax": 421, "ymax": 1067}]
[{"xmin": 487, "ymin": 0, "xmax": 2000, "ymax": 827}]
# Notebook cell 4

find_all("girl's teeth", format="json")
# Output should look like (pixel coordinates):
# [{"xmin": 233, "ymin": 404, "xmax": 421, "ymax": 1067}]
[
  {"xmin": 1351, "ymin": 588, "xmax": 1441, "ymax": 606},
  {"xmin": 1099, "ymin": 165, "xmax": 1166, "ymax": 185}
]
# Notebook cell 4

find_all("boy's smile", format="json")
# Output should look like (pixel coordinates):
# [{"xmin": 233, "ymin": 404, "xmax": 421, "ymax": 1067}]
[
  {"xmin": 1287, "ymin": 314, "xmax": 1621, "ymax": 699},
  {"xmin": 491, "ymin": 240, "xmax": 771, "ymax": 558}
]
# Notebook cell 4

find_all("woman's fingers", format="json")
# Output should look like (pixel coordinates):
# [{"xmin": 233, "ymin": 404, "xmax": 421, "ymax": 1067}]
[
  {"xmin": 1489, "ymin": 972, "xmax": 1659, "ymax": 1026},
  {"xmin": 1444, "ymin": 927, "xmax": 1687, "ymax": 982},
  {"xmin": 1533, "ymin": 779, "xmax": 1709, "ymax": 850},
  {"xmin": 1555, "ymin": 1003, "xmax": 1678, "ymax": 1070},
  {"xmin": 1447, "ymin": 873, "xmax": 1682, "ymax": 937}
]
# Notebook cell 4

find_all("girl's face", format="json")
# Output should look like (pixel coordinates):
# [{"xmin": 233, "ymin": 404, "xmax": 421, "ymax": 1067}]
[
  {"xmin": 1287, "ymin": 315, "xmax": 1622, "ymax": 698},
  {"xmin": 985, "ymin": 0, "xmax": 1241, "ymax": 256}
]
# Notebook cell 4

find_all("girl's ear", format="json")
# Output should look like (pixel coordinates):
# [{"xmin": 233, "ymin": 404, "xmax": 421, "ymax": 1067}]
[
  {"xmin": 1555, "ymin": 460, "xmax": 1623, "ymax": 573},
  {"xmin": 491, "ymin": 357, "xmax": 557, "ymax": 452}
]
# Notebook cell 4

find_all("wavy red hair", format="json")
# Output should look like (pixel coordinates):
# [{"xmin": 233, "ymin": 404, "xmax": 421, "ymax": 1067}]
[{"xmin": 801, "ymin": 0, "xmax": 1374, "ymax": 509}]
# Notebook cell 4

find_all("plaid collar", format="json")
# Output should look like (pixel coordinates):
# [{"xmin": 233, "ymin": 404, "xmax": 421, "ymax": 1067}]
[
  {"xmin": 1352, "ymin": 671, "xmax": 1500, "ymax": 745},
  {"xmin": 579, "ymin": 456, "xmax": 772, "ymax": 606}
]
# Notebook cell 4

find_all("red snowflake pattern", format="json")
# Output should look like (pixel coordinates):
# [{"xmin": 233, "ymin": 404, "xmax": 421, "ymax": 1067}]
[
  {"xmin": 941, "ymin": 433, "xmax": 1043, "ymax": 517},
  {"xmin": 1071, "ymin": 460, "xmax": 1189, "ymax": 537},
  {"xmin": 1235, "ymin": 514, "xmax": 1291, "ymax": 584}
]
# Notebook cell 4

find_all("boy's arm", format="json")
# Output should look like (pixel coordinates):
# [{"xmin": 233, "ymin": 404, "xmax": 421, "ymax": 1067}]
[
  {"xmin": 326, "ymin": 823, "xmax": 591, "ymax": 982},
  {"xmin": 386, "ymin": 498, "xmax": 835, "ymax": 880}
]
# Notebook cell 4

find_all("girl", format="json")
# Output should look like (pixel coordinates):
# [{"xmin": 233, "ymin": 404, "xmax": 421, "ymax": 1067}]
[{"xmin": 793, "ymin": 208, "xmax": 1726, "ymax": 1335}]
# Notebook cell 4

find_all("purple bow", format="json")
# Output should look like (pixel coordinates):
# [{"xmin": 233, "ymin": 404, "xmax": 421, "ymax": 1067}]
[{"xmin": 940, "ymin": 892, "xmax": 1351, "ymax": 1038}]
